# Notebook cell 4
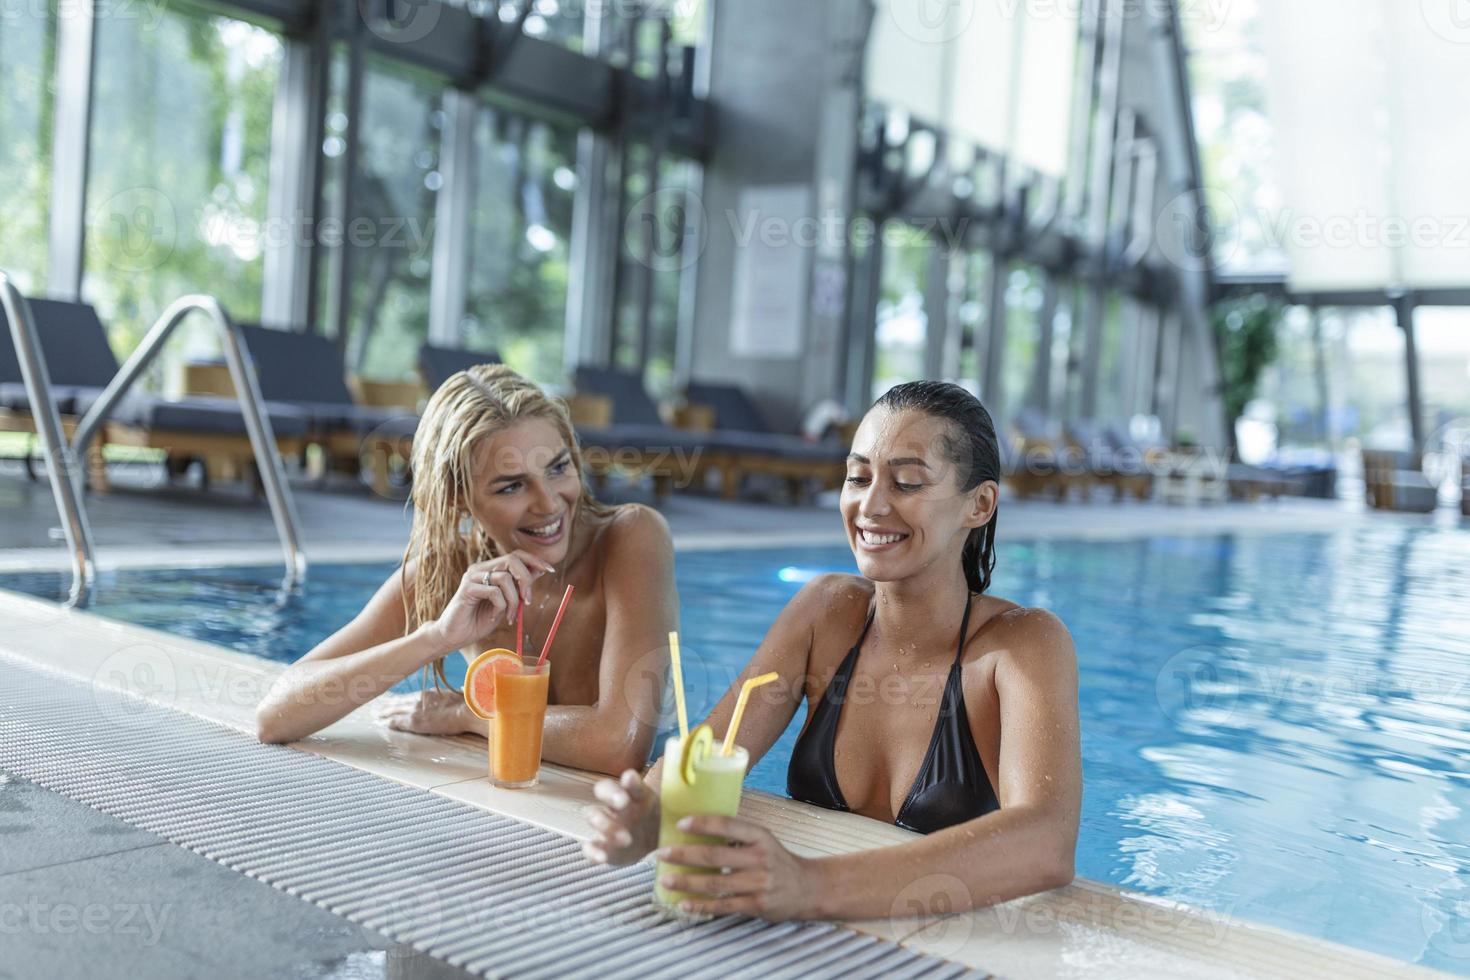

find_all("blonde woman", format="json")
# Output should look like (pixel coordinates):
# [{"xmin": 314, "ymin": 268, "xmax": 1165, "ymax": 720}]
[{"xmin": 255, "ymin": 365, "xmax": 677, "ymax": 776}]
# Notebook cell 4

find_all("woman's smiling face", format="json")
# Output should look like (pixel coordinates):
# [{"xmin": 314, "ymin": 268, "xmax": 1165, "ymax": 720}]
[
  {"xmin": 464, "ymin": 416, "xmax": 581, "ymax": 563},
  {"xmin": 840, "ymin": 406, "xmax": 994, "ymax": 583}
]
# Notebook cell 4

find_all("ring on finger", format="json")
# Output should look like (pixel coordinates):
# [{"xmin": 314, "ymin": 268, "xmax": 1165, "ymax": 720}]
[{"xmin": 482, "ymin": 571, "xmax": 491, "ymax": 586}]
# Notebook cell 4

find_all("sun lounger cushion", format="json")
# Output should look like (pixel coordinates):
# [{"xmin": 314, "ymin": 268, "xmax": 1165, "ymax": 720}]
[
  {"xmin": 572, "ymin": 367, "xmax": 665, "ymax": 427},
  {"xmin": 235, "ymin": 324, "xmax": 421, "ymax": 436},
  {"xmin": 75, "ymin": 391, "xmax": 312, "ymax": 438},
  {"xmin": 419, "ymin": 344, "xmax": 501, "ymax": 390},
  {"xmin": 0, "ymin": 383, "xmax": 109, "ymax": 416},
  {"xmin": 1011, "ymin": 407, "xmax": 1060, "ymax": 443},
  {"xmin": 684, "ymin": 381, "xmax": 771, "ymax": 435},
  {"xmin": 574, "ymin": 423, "xmax": 709, "ymax": 454},
  {"xmin": 0, "ymin": 300, "xmax": 121, "ymax": 414},
  {"xmin": 236, "ymin": 324, "xmax": 356, "ymax": 406},
  {"xmin": 702, "ymin": 429, "xmax": 847, "ymax": 462}
]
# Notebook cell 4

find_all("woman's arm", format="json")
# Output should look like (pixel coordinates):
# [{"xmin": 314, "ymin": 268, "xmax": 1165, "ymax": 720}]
[
  {"xmin": 661, "ymin": 607, "xmax": 1083, "ymax": 920},
  {"xmin": 254, "ymin": 567, "xmax": 443, "ymax": 744},
  {"xmin": 538, "ymin": 504, "xmax": 677, "ymax": 775},
  {"xmin": 256, "ymin": 552, "xmax": 547, "ymax": 744},
  {"xmin": 583, "ymin": 572, "xmax": 850, "ymax": 864}
]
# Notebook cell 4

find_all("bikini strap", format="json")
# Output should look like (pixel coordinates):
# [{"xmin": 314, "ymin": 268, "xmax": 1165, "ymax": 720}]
[
  {"xmin": 825, "ymin": 602, "xmax": 876, "ymax": 707},
  {"xmin": 950, "ymin": 596, "xmax": 975, "ymax": 670}
]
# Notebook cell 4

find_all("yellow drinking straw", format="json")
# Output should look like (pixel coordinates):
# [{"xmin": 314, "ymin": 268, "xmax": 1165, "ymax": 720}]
[
  {"xmin": 668, "ymin": 631, "xmax": 688, "ymax": 741},
  {"xmin": 722, "ymin": 672, "xmax": 780, "ymax": 756}
]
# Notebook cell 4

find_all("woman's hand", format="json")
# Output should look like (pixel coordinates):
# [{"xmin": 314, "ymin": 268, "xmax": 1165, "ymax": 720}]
[
  {"xmin": 373, "ymin": 689, "xmax": 483, "ymax": 736},
  {"xmin": 654, "ymin": 816, "xmax": 824, "ymax": 920},
  {"xmin": 429, "ymin": 552, "xmax": 555, "ymax": 654},
  {"xmin": 582, "ymin": 770, "xmax": 661, "ymax": 866}
]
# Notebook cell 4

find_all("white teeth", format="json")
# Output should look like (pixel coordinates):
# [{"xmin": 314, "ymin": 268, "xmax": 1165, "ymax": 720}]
[
  {"xmin": 859, "ymin": 528, "xmax": 905, "ymax": 546},
  {"xmin": 524, "ymin": 517, "xmax": 563, "ymax": 537}
]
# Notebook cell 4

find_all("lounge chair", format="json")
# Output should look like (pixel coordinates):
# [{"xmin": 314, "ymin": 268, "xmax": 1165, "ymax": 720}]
[
  {"xmin": 680, "ymin": 381, "xmax": 847, "ymax": 502},
  {"xmin": 1063, "ymin": 418, "xmax": 1125, "ymax": 501},
  {"xmin": 0, "ymin": 299, "xmax": 309, "ymax": 492},
  {"xmin": 1224, "ymin": 458, "xmax": 1297, "ymax": 501},
  {"xmin": 1155, "ymin": 447, "xmax": 1228, "ymax": 506},
  {"xmin": 418, "ymin": 343, "xmax": 502, "ymax": 391},
  {"xmin": 1101, "ymin": 422, "xmax": 1162, "ymax": 501},
  {"xmin": 570, "ymin": 366, "xmax": 709, "ymax": 500},
  {"xmin": 1361, "ymin": 449, "xmax": 1438, "ymax": 514},
  {"xmin": 231, "ymin": 325, "xmax": 419, "ymax": 495},
  {"xmin": 1006, "ymin": 408, "xmax": 1077, "ymax": 500}
]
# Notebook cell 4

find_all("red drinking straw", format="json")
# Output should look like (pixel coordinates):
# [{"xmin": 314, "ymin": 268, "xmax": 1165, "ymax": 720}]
[
  {"xmin": 536, "ymin": 584, "xmax": 575, "ymax": 667},
  {"xmin": 515, "ymin": 598, "xmax": 524, "ymax": 660}
]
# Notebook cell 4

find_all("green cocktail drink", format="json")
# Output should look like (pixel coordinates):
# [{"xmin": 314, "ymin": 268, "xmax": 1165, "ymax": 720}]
[{"xmin": 654, "ymin": 729, "xmax": 749, "ymax": 909}]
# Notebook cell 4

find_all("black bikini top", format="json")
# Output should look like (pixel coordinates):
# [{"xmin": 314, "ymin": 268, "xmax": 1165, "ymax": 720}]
[{"xmin": 786, "ymin": 596, "xmax": 1000, "ymax": 834}]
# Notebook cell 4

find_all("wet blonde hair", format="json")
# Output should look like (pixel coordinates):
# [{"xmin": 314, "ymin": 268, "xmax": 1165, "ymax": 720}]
[{"xmin": 402, "ymin": 363, "xmax": 612, "ymax": 691}]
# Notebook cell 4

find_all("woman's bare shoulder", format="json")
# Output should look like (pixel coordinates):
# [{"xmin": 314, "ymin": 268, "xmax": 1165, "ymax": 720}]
[
  {"xmin": 599, "ymin": 503, "xmax": 674, "ymax": 563},
  {"xmin": 605, "ymin": 501, "xmax": 671, "ymax": 538},
  {"xmin": 785, "ymin": 572, "xmax": 872, "ymax": 628},
  {"xmin": 974, "ymin": 602, "xmax": 1077, "ymax": 677}
]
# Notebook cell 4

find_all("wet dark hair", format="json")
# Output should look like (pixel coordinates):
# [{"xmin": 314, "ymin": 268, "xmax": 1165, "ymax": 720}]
[{"xmin": 871, "ymin": 380, "xmax": 1000, "ymax": 595}]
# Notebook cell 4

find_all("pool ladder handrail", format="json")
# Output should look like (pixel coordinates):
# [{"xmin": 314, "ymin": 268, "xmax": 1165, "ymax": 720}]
[
  {"xmin": 69, "ymin": 295, "xmax": 308, "ymax": 586},
  {"xmin": 0, "ymin": 271, "xmax": 99, "ymax": 605}
]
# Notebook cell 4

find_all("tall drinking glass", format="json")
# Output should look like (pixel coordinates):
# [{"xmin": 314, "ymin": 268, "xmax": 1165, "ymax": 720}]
[
  {"xmin": 490, "ymin": 661, "xmax": 550, "ymax": 788},
  {"xmin": 654, "ymin": 734, "xmax": 749, "ymax": 909}
]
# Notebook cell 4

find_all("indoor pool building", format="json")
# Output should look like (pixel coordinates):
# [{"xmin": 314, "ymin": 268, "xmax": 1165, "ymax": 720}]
[{"xmin": 2, "ymin": 1, "xmax": 1468, "ymax": 978}]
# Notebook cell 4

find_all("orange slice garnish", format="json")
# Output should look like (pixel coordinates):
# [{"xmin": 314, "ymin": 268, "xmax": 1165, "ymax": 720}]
[{"xmin": 464, "ymin": 648, "xmax": 521, "ymax": 720}]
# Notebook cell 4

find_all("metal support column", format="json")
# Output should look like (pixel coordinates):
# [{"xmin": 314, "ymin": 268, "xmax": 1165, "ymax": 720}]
[
  {"xmin": 1394, "ymin": 293, "xmax": 1426, "ymax": 454},
  {"xmin": 845, "ymin": 227, "xmax": 883, "ymax": 414},
  {"xmin": 263, "ymin": 31, "xmax": 325, "ymax": 330},
  {"xmin": 564, "ymin": 128, "xmax": 618, "ymax": 372},
  {"xmin": 46, "ymin": 0, "xmax": 97, "ymax": 300},
  {"xmin": 672, "ymin": 162, "xmax": 704, "ymax": 390},
  {"xmin": 1309, "ymin": 307, "xmax": 1332, "ymax": 443},
  {"xmin": 923, "ymin": 243, "xmax": 951, "ymax": 381},
  {"xmin": 427, "ymin": 89, "xmax": 479, "ymax": 347},
  {"xmin": 982, "ymin": 256, "xmax": 1010, "ymax": 419},
  {"xmin": 1078, "ymin": 0, "xmax": 1125, "ymax": 421},
  {"xmin": 1028, "ymin": 278, "xmax": 1059, "ymax": 412},
  {"xmin": 328, "ymin": 9, "xmax": 366, "ymax": 355}
]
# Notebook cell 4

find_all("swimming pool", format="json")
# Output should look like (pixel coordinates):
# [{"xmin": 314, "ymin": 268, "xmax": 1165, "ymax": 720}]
[{"xmin": 4, "ymin": 525, "xmax": 1469, "ymax": 973}]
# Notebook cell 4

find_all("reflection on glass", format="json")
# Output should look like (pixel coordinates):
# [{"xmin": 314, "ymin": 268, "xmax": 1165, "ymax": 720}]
[
  {"xmin": 83, "ymin": 9, "xmax": 282, "ymax": 372},
  {"xmin": 1409, "ymin": 309, "xmax": 1470, "ymax": 450},
  {"xmin": 491, "ymin": 0, "xmax": 585, "ymax": 53},
  {"xmin": 462, "ymin": 106, "xmax": 578, "ymax": 386},
  {"xmin": 1002, "ymin": 263, "xmax": 1045, "ymax": 423},
  {"xmin": 1181, "ymin": 0, "xmax": 1287, "ymax": 274},
  {"xmin": 613, "ymin": 146, "xmax": 695, "ymax": 399},
  {"xmin": 0, "ymin": 3, "xmax": 56, "ymax": 293},
  {"xmin": 345, "ymin": 61, "xmax": 442, "ymax": 381},
  {"xmin": 1256, "ymin": 306, "xmax": 1412, "ymax": 451},
  {"xmin": 1043, "ymin": 285, "xmax": 1077, "ymax": 422},
  {"xmin": 1091, "ymin": 292, "xmax": 1126, "ymax": 423},
  {"xmin": 871, "ymin": 222, "xmax": 929, "ymax": 401},
  {"xmin": 954, "ymin": 251, "xmax": 992, "ymax": 396}
]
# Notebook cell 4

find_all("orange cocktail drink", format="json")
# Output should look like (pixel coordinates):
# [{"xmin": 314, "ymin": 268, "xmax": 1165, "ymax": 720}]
[{"xmin": 490, "ymin": 660, "xmax": 550, "ymax": 788}]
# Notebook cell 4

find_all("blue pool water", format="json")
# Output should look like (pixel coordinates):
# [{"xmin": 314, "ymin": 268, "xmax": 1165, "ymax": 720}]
[{"xmin": 4, "ymin": 525, "xmax": 1470, "ymax": 972}]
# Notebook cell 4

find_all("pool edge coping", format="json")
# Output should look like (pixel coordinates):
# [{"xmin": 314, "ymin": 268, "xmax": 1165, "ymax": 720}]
[{"xmin": 0, "ymin": 588, "xmax": 1451, "ymax": 979}]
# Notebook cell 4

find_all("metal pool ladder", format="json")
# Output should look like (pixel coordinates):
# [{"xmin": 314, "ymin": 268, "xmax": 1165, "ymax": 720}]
[
  {"xmin": 0, "ymin": 271, "xmax": 97, "ymax": 603},
  {"xmin": 70, "ymin": 294, "xmax": 308, "ymax": 585},
  {"xmin": 1, "ymin": 270, "xmax": 307, "ymax": 597}
]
